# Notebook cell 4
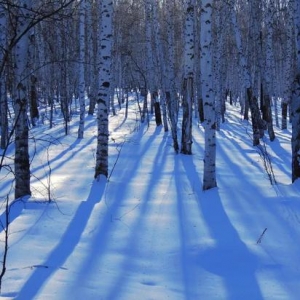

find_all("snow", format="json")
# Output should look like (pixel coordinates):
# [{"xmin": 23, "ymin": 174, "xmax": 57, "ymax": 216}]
[{"xmin": 1, "ymin": 97, "xmax": 300, "ymax": 299}]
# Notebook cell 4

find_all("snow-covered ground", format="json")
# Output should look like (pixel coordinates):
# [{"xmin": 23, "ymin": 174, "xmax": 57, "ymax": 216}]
[{"xmin": 1, "ymin": 96, "xmax": 300, "ymax": 299}]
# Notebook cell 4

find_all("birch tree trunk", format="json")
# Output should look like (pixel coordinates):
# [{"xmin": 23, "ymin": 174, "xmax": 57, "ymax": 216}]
[
  {"xmin": 181, "ymin": 0, "xmax": 194, "ymax": 155},
  {"xmin": 291, "ymin": 0, "xmax": 300, "ymax": 182},
  {"xmin": 87, "ymin": 0, "xmax": 99, "ymax": 116},
  {"xmin": 94, "ymin": 0, "xmax": 113, "ymax": 179},
  {"xmin": 27, "ymin": 25, "xmax": 39, "ymax": 127},
  {"xmin": 283, "ymin": 0, "xmax": 295, "ymax": 130},
  {"xmin": 229, "ymin": 0, "xmax": 262, "ymax": 146},
  {"xmin": 78, "ymin": 0, "xmax": 86, "ymax": 138},
  {"xmin": 0, "ymin": 9, "xmax": 8, "ymax": 149},
  {"xmin": 153, "ymin": 0, "xmax": 165, "ymax": 129},
  {"xmin": 14, "ymin": 0, "xmax": 32, "ymax": 199},
  {"xmin": 214, "ymin": 8, "xmax": 225, "ymax": 130},
  {"xmin": 261, "ymin": 0, "xmax": 275, "ymax": 141},
  {"xmin": 164, "ymin": 0, "xmax": 179, "ymax": 152},
  {"xmin": 201, "ymin": 0, "xmax": 217, "ymax": 190},
  {"xmin": 60, "ymin": 21, "xmax": 71, "ymax": 135},
  {"xmin": 144, "ymin": 0, "xmax": 155, "ymax": 121},
  {"xmin": 0, "ymin": 83, "xmax": 8, "ymax": 150}
]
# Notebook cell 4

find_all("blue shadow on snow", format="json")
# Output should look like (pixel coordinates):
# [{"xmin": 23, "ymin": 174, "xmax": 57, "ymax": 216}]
[
  {"xmin": 198, "ymin": 190, "xmax": 263, "ymax": 300},
  {"xmin": 15, "ymin": 179, "xmax": 106, "ymax": 299}
]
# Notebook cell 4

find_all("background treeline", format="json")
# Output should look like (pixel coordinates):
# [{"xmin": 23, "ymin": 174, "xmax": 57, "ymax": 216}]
[{"xmin": 0, "ymin": 0, "xmax": 300, "ymax": 199}]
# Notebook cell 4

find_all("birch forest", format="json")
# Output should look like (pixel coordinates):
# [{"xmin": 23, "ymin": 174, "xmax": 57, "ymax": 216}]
[{"xmin": 1, "ymin": 0, "xmax": 300, "ymax": 199}]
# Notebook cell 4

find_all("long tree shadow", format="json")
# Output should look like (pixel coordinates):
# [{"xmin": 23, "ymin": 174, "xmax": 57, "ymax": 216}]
[
  {"xmin": 30, "ymin": 135, "xmax": 95, "ymax": 177},
  {"xmin": 64, "ymin": 123, "xmax": 161, "ymax": 298},
  {"xmin": 174, "ymin": 155, "xmax": 199, "ymax": 300},
  {"xmin": 15, "ymin": 179, "xmax": 106, "ymax": 299},
  {"xmin": 102, "ymin": 126, "xmax": 168, "ymax": 300},
  {"xmin": 198, "ymin": 190, "xmax": 263, "ymax": 300},
  {"xmin": 177, "ymin": 150, "xmax": 264, "ymax": 299},
  {"xmin": 264, "ymin": 137, "xmax": 291, "ymax": 180}
]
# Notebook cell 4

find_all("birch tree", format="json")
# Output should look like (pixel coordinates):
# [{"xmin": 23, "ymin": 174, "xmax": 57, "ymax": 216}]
[
  {"xmin": 283, "ymin": 0, "xmax": 295, "ymax": 130},
  {"xmin": 95, "ymin": 0, "xmax": 113, "ymax": 179},
  {"xmin": 0, "ymin": 6, "xmax": 8, "ymax": 149},
  {"xmin": 152, "ymin": 0, "xmax": 164, "ymax": 128},
  {"xmin": 59, "ymin": 21, "xmax": 72, "ymax": 135},
  {"xmin": 14, "ymin": 0, "xmax": 32, "ymax": 199},
  {"xmin": 229, "ymin": 0, "xmax": 263, "ymax": 146},
  {"xmin": 291, "ymin": 0, "xmax": 300, "ymax": 182},
  {"xmin": 87, "ymin": 0, "xmax": 99, "ymax": 116},
  {"xmin": 213, "ymin": 3, "xmax": 227, "ymax": 130},
  {"xmin": 78, "ymin": 0, "xmax": 86, "ymax": 138},
  {"xmin": 165, "ymin": 0, "xmax": 179, "ymax": 152},
  {"xmin": 181, "ymin": 0, "xmax": 194, "ymax": 155},
  {"xmin": 27, "ymin": 25, "xmax": 39, "ymax": 127},
  {"xmin": 144, "ymin": 0, "xmax": 155, "ymax": 123},
  {"xmin": 0, "ymin": 1, "xmax": 79, "ymax": 198},
  {"xmin": 261, "ymin": 0, "xmax": 275, "ymax": 141},
  {"xmin": 201, "ymin": 0, "xmax": 217, "ymax": 190}
]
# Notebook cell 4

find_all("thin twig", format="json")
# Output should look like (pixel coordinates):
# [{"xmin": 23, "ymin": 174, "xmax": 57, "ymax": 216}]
[{"xmin": 257, "ymin": 227, "xmax": 268, "ymax": 244}]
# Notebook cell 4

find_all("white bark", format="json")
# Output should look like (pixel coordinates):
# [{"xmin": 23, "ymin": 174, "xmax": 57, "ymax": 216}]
[
  {"xmin": 181, "ymin": 0, "xmax": 194, "ymax": 154},
  {"xmin": 201, "ymin": 0, "xmax": 217, "ymax": 190},
  {"xmin": 144, "ymin": 0, "xmax": 154, "ymax": 117},
  {"xmin": 183, "ymin": 0, "xmax": 194, "ymax": 78},
  {"xmin": 78, "ymin": 0, "xmax": 86, "ymax": 139},
  {"xmin": 165, "ymin": 0, "xmax": 179, "ymax": 152},
  {"xmin": 95, "ymin": 0, "xmax": 113, "ymax": 179},
  {"xmin": 153, "ymin": 0, "xmax": 166, "ymax": 129}
]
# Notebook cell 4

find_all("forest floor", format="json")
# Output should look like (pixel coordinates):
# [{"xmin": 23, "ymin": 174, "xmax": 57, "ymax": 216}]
[{"xmin": 1, "ymin": 96, "xmax": 300, "ymax": 299}]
